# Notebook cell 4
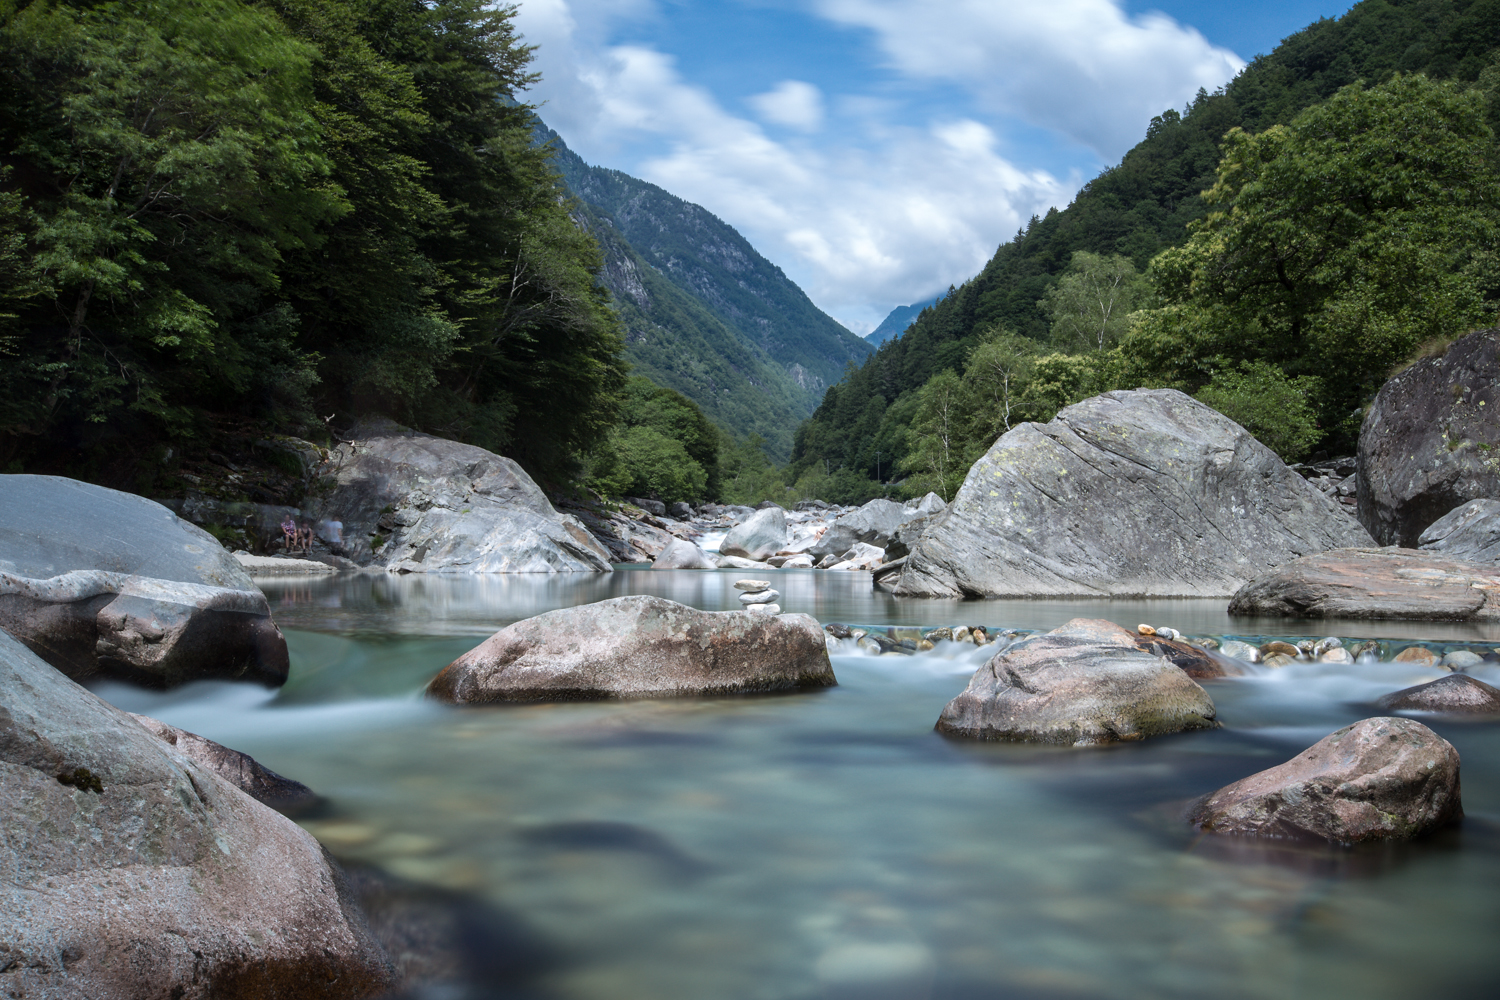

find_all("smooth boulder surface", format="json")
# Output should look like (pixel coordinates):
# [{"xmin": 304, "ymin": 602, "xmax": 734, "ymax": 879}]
[
  {"xmin": 0, "ymin": 475, "xmax": 289, "ymax": 687},
  {"xmin": 719, "ymin": 506, "xmax": 789, "ymax": 562},
  {"xmin": 1376, "ymin": 674, "xmax": 1500, "ymax": 715},
  {"xmin": 935, "ymin": 618, "xmax": 1219, "ymax": 745},
  {"xmin": 129, "ymin": 713, "xmax": 321, "ymax": 812},
  {"xmin": 0, "ymin": 628, "xmax": 393, "ymax": 999},
  {"xmin": 652, "ymin": 537, "xmax": 717, "ymax": 569},
  {"xmin": 310, "ymin": 418, "xmax": 610, "ymax": 573},
  {"xmin": 811, "ymin": 499, "xmax": 925, "ymax": 560},
  {"xmin": 427, "ymin": 595, "xmax": 835, "ymax": 703},
  {"xmin": 1358, "ymin": 328, "xmax": 1500, "ymax": 546},
  {"xmin": 896, "ymin": 390, "xmax": 1371, "ymax": 598},
  {"xmin": 1418, "ymin": 498, "xmax": 1500, "ymax": 564},
  {"xmin": 1189, "ymin": 718, "xmax": 1462, "ymax": 843},
  {"xmin": 1228, "ymin": 547, "xmax": 1500, "ymax": 621}
]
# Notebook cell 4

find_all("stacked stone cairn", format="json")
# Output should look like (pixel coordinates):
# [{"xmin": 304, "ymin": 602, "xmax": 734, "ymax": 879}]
[{"xmin": 735, "ymin": 579, "xmax": 781, "ymax": 614}]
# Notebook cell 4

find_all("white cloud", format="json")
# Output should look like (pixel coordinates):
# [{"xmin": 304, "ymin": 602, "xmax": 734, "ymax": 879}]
[
  {"xmin": 814, "ymin": 0, "xmax": 1244, "ymax": 156},
  {"xmin": 512, "ymin": 0, "xmax": 1241, "ymax": 331},
  {"xmin": 748, "ymin": 80, "xmax": 826, "ymax": 132}
]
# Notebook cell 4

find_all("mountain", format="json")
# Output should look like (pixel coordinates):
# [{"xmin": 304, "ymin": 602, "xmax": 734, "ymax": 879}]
[
  {"xmin": 539, "ymin": 128, "xmax": 872, "ymax": 414},
  {"xmin": 791, "ymin": 0, "xmax": 1500, "ymax": 479},
  {"xmin": 866, "ymin": 296, "xmax": 942, "ymax": 347}
]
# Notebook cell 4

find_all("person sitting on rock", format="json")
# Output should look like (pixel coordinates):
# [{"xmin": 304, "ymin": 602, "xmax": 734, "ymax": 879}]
[
  {"xmin": 280, "ymin": 515, "xmax": 298, "ymax": 553},
  {"xmin": 297, "ymin": 521, "xmax": 315, "ymax": 554}
]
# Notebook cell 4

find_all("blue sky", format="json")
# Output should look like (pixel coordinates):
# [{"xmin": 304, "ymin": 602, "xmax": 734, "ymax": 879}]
[{"xmin": 514, "ymin": 0, "xmax": 1353, "ymax": 333}]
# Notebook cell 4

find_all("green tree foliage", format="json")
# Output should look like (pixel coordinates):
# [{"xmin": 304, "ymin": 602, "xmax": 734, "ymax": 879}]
[
  {"xmin": 898, "ymin": 370, "xmax": 966, "ymax": 501},
  {"xmin": 1194, "ymin": 361, "xmax": 1324, "ymax": 461},
  {"xmin": 588, "ymin": 376, "xmax": 720, "ymax": 503},
  {"xmin": 1128, "ymin": 74, "xmax": 1499, "ymax": 449},
  {"xmin": 0, "ymin": 0, "xmax": 626, "ymax": 484},
  {"xmin": 1040, "ymin": 252, "xmax": 1151, "ymax": 352}
]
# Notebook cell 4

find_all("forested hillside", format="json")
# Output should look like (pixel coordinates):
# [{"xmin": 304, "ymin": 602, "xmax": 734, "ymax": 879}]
[
  {"xmin": 792, "ymin": 0, "xmax": 1500, "ymax": 491},
  {"xmin": 0, "ymin": 0, "xmax": 625, "ymax": 490}
]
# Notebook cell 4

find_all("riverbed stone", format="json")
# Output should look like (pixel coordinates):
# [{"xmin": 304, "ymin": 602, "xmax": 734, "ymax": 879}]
[
  {"xmin": 829, "ymin": 542, "xmax": 885, "ymax": 571},
  {"xmin": 0, "ymin": 475, "xmax": 290, "ymax": 688},
  {"xmin": 717, "ymin": 555, "xmax": 775, "ymax": 570},
  {"xmin": 0, "ymin": 628, "xmax": 394, "ymax": 998},
  {"xmin": 309, "ymin": 418, "xmax": 610, "ymax": 573},
  {"xmin": 1358, "ymin": 327, "xmax": 1500, "ymax": 546},
  {"xmin": 652, "ymin": 537, "xmax": 717, "ymax": 570},
  {"xmin": 896, "ymin": 389, "xmax": 1371, "ymax": 599},
  {"xmin": 810, "ymin": 499, "xmax": 924, "ymax": 560},
  {"xmin": 1189, "ymin": 717, "xmax": 1462, "ymax": 843},
  {"xmin": 719, "ymin": 507, "xmax": 789, "ymax": 562},
  {"xmin": 1417, "ymin": 498, "xmax": 1500, "ymax": 564},
  {"xmin": 1133, "ymin": 633, "xmax": 1238, "ymax": 679},
  {"xmin": 738, "ymin": 589, "xmax": 780, "ymax": 605},
  {"xmin": 935, "ymin": 618, "xmax": 1219, "ymax": 744},
  {"xmin": 1228, "ymin": 547, "xmax": 1500, "ymax": 621},
  {"xmin": 1376, "ymin": 674, "xmax": 1500, "ymax": 714},
  {"xmin": 129, "ymin": 714, "xmax": 321, "ymax": 813},
  {"xmin": 734, "ymin": 579, "xmax": 772, "ymax": 591},
  {"xmin": 427, "ymin": 595, "xmax": 835, "ymax": 703}
]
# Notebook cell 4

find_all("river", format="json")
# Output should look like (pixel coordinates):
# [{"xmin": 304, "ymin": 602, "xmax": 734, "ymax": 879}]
[{"xmin": 94, "ymin": 569, "xmax": 1500, "ymax": 999}]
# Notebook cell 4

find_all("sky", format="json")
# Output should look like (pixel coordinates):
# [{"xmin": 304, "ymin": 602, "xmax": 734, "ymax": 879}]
[{"xmin": 512, "ymin": 0, "xmax": 1354, "ymax": 334}]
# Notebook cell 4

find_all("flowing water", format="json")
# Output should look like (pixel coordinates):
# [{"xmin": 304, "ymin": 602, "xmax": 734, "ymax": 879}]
[{"xmin": 95, "ymin": 570, "xmax": 1500, "ymax": 999}]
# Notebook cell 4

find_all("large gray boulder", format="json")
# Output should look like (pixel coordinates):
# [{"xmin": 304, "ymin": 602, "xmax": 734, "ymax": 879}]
[
  {"xmin": 895, "ymin": 389, "xmax": 1373, "ymax": 598},
  {"xmin": 810, "ymin": 498, "xmax": 921, "ymax": 560},
  {"xmin": 719, "ymin": 506, "xmax": 788, "ymax": 561},
  {"xmin": 0, "ymin": 475, "xmax": 289, "ymax": 687},
  {"xmin": 652, "ymin": 537, "xmax": 717, "ymax": 569},
  {"xmin": 310, "ymin": 419, "xmax": 610, "ymax": 573},
  {"xmin": 0, "ymin": 628, "xmax": 394, "ymax": 998},
  {"xmin": 427, "ymin": 595, "xmax": 835, "ymax": 703},
  {"xmin": 129, "ymin": 713, "xmax": 321, "ymax": 813},
  {"xmin": 1228, "ymin": 547, "xmax": 1500, "ymax": 621},
  {"xmin": 935, "ymin": 619, "xmax": 1219, "ymax": 744},
  {"xmin": 1418, "ymin": 498, "xmax": 1500, "ymax": 563},
  {"xmin": 1189, "ymin": 717, "xmax": 1462, "ymax": 843},
  {"xmin": 1358, "ymin": 327, "xmax": 1500, "ymax": 546}
]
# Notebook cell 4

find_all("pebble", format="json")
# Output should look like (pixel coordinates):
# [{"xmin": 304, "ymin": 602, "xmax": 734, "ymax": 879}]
[
  {"xmin": 738, "ymin": 588, "xmax": 780, "ymax": 604},
  {"xmin": 916, "ymin": 639, "xmax": 935, "ymax": 652},
  {"xmin": 1155, "ymin": 627, "xmax": 1181, "ymax": 641},
  {"xmin": 1218, "ymin": 640, "xmax": 1261, "ymax": 663},
  {"xmin": 733, "ymin": 579, "xmax": 771, "ymax": 591},
  {"xmin": 857, "ymin": 637, "xmax": 881, "ymax": 655},
  {"xmin": 1393, "ymin": 646, "xmax": 1441, "ymax": 668},
  {"xmin": 952, "ymin": 626, "xmax": 972, "ymax": 643},
  {"xmin": 923, "ymin": 627, "xmax": 953, "ymax": 642},
  {"xmin": 1260, "ymin": 641, "xmax": 1300, "ymax": 659},
  {"xmin": 745, "ymin": 603, "xmax": 781, "ymax": 615},
  {"xmin": 1442, "ymin": 650, "xmax": 1484, "ymax": 670},
  {"xmin": 1263, "ymin": 653, "xmax": 1296, "ymax": 668},
  {"xmin": 1352, "ymin": 640, "xmax": 1381, "ymax": 662},
  {"xmin": 1137, "ymin": 624, "xmax": 1156, "ymax": 636},
  {"xmin": 1313, "ymin": 637, "xmax": 1343, "ymax": 656},
  {"xmin": 1318, "ymin": 647, "xmax": 1354, "ymax": 664}
]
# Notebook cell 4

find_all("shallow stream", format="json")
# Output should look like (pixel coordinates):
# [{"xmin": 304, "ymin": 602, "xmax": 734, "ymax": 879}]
[{"xmin": 96, "ymin": 570, "xmax": 1500, "ymax": 999}]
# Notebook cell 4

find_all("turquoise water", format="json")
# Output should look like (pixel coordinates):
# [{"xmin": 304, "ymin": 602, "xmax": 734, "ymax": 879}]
[{"xmin": 96, "ymin": 570, "xmax": 1500, "ymax": 999}]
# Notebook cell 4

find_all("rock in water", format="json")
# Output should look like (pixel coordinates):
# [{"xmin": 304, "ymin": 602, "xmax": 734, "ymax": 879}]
[
  {"xmin": 129, "ymin": 714, "xmax": 321, "ymax": 813},
  {"xmin": 896, "ymin": 390, "xmax": 1370, "ymax": 598},
  {"xmin": 1376, "ymin": 674, "xmax": 1500, "ymax": 715},
  {"xmin": 427, "ymin": 595, "xmax": 835, "ymax": 703},
  {"xmin": 811, "ymin": 499, "xmax": 925, "ymax": 561},
  {"xmin": 719, "ymin": 507, "xmax": 789, "ymax": 562},
  {"xmin": 1358, "ymin": 327, "xmax": 1500, "ymax": 546},
  {"xmin": 311, "ymin": 418, "xmax": 610, "ymax": 573},
  {"xmin": 1189, "ymin": 717, "xmax": 1462, "ymax": 843},
  {"xmin": 1418, "ymin": 498, "xmax": 1500, "ymax": 564},
  {"xmin": 935, "ymin": 618, "xmax": 1219, "ymax": 744},
  {"xmin": 0, "ymin": 629, "xmax": 394, "ymax": 998},
  {"xmin": 0, "ymin": 475, "xmax": 289, "ymax": 688},
  {"xmin": 652, "ymin": 537, "xmax": 717, "ymax": 569},
  {"xmin": 1228, "ymin": 548, "xmax": 1500, "ymax": 621}
]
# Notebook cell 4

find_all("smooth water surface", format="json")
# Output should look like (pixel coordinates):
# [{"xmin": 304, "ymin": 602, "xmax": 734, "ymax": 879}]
[{"xmin": 98, "ymin": 570, "xmax": 1500, "ymax": 999}]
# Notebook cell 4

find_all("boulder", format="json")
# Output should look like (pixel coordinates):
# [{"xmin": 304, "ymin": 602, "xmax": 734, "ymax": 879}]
[
  {"xmin": 1376, "ymin": 674, "xmax": 1500, "ymax": 714},
  {"xmin": 1228, "ymin": 547, "xmax": 1500, "ymax": 621},
  {"xmin": 1133, "ymin": 633, "xmax": 1237, "ymax": 679},
  {"xmin": 128, "ymin": 714, "xmax": 321, "ymax": 813},
  {"xmin": 1358, "ymin": 327, "xmax": 1500, "ymax": 546},
  {"xmin": 0, "ymin": 475, "xmax": 289, "ymax": 688},
  {"xmin": 668, "ymin": 501, "xmax": 694, "ymax": 520},
  {"xmin": 233, "ymin": 552, "xmax": 338, "ymax": 576},
  {"xmin": 310, "ymin": 418, "xmax": 610, "ymax": 573},
  {"xmin": 716, "ymin": 555, "xmax": 775, "ymax": 570},
  {"xmin": 1188, "ymin": 717, "xmax": 1462, "ymax": 843},
  {"xmin": 828, "ymin": 542, "xmax": 885, "ymax": 571},
  {"xmin": 427, "ymin": 595, "xmax": 835, "ymax": 703},
  {"xmin": 895, "ymin": 390, "xmax": 1372, "ymax": 598},
  {"xmin": 719, "ymin": 506, "xmax": 789, "ymax": 561},
  {"xmin": 935, "ymin": 619, "xmax": 1219, "ymax": 744},
  {"xmin": 904, "ymin": 492, "xmax": 947, "ymax": 516},
  {"xmin": 1418, "ymin": 498, "xmax": 1500, "ymax": 564},
  {"xmin": 810, "ymin": 499, "xmax": 919, "ymax": 560},
  {"xmin": 0, "ymin": 628, "xmax": 394, "ymax": 998},
  {"xmin": 781, "ymin": 554, "xmax": 815, "ymax": 569},
  {"xmin": 625, "ymin": 496, "xmax": 668, "ymax": 517},
  {"xmin": 652, "ymin": 537, "xmax": 717, "ymax": 569}
]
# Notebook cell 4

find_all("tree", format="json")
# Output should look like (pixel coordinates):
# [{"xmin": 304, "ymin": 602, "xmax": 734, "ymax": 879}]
[
  {"xmin": 1040, "ymin": 251, "xmax": 1151, "ymax": 352},
  {"xmin": 900, "ymin": 369, "xmax": 965, "ymax": 501},
  {"xmin": 963, "ymin": 327, "xmax": 1037, "ymax": 439},
  {"xmin": 1194, "ymin": 360, "xmax": 1324, "ymax": 461},
  {"xmin": 1127, "ymin": 74, "xmax": 1500, "ymax": 450}
]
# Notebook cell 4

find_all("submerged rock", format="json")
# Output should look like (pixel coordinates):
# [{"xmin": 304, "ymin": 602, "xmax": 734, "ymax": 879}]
[
  {"xmin": 1228, "ymin": 548, "xmax": 1500, "ymax": 621},
  {"xmin": 0, "ymin": 475, "xmax": 289, "ymax": 688},
  {"xmin": 311, "ymin": 418, "xmax": 610, "ymax": 573},
  {"xmin": 1358, "ymin": 327, "xmax": 1500, "ymax": 546},
  {"xmin": 652, "ymin": 537, "xmax": 717, "ymax": 569},
  {"xmin": 0, "ymin": 628, "xmax": 394, "ymax": 999},
  {"xmin": 1189, "ymin": 717, "xmax": 1462, "ymax": 843},
  {"xmin": 1376, "ymin": 674, "xmax": 1500, "ymax": 715},
  {"xmin": 1417, "ymin": 498, "xmax": 1500, "ymax": 564},
  {"xmin": 129, "ymin": 714, "xmax": 321, "ymax": 813},
  {"xmin": 1133, "ymin": 633, "xmax": 1238, "ymax": 679},
  {"xmin": 935, "ymin": 618, "xmax": 1219, "ymax": 745},
  {"xmin": 719, "ymin": 506, "xmax": 789, "ymax": 562},
  {"xmin": 427, "ymin": 595, "xmax": 835, "ymax": 703},
  {"xmin": 896, "ymin": 390, "xmax": 1370, "ymax": 599}
]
